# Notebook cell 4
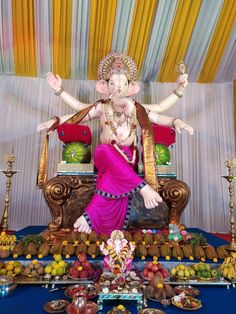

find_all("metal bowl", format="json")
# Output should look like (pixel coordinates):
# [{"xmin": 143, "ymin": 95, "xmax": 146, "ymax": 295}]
[
  {"xmin": 0, "ymin": 275, "xmax": 17, "ymax": 297},
  {"xmin": 64, "ymin": 283, "xmax": 98, "ymax": 299}
]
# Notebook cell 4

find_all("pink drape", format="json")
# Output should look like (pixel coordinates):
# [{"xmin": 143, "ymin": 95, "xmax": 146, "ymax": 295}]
[{"xmin": 85, "ymin": 144, "xmax": 145, "ymax": 236}]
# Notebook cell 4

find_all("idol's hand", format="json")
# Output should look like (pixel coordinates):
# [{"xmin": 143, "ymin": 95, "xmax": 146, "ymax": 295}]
[
  {"xmin": 173, "ymin": 118, "xmax": 193, "ymax": 135},
  {"xmin": 37, "ymin": 118, "xmax": 55, "ymax": 132},
  {"xmin": 46, "ymin": 72, "xmax": 62, "ymax": 92},
  {"xmin": 176, "ymin": 73, "xmax": 188, "ymax": 96}
]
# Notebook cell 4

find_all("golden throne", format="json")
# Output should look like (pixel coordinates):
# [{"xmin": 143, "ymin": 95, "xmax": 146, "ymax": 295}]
[
  {"xmin": 42, "ymin": 174, "xmax": 190, "ymax": 231},
  {"xmin": 39, "ymin": 122, "xmax": 190, "ymax": 231}
]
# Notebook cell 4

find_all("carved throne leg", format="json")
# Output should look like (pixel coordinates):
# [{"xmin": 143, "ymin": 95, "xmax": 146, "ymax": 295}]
[
  {"xmin": 43, "ymin": 176, "xmax": 94, "ymax": 231},
  {"xmin": 43, "ymin": 178, "xmax": 72, "ymax": 231},
  {"xmin": 159, "ymin": 178, "xmax": 190, "ymax": 227}
]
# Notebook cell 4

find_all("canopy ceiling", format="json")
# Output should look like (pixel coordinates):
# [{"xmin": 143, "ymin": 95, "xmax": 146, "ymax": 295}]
[{"xmin": 0, "ymin": 0, "xmax": 236, "ymax": 83}]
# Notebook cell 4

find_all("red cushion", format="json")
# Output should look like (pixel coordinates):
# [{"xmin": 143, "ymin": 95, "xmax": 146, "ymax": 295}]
[
  {"xmin": 57, "ymin": 124, "xmax": 92, "ymax": 145},
  {"xmin": 152, "ymin": 124, "xmax": 176, "ymax": 146}
]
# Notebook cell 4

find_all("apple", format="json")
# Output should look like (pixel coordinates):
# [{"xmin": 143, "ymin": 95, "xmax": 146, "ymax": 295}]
[
  {"xmin": 151, "ymin": 264, "xmax": 159, "ymax": 273},
  {"xmin": 73, "ymin": 260, "xmax": 81, "ymax": 268},
  {"xmin": 146, "ymin": 261, "xmax": 153, "ymax": 270},
  {"xmin": 82, "ymin": 261, "xmax": 92, "ymax": 270},
  {"xmin": 79, "ymin": 269, "xmax": 89, "ymax": 278},
  {"xmin": 160, "ymin": 268, "xmax": 169, "ymax": 279},
  {"xmin": 142, "ymin": 268, "xmax": 149, "ymax": 277},
  {"xmin": 70, "ymin": 268, "xmax": 79, "ymax": 278},
  {"xmin": 78, "ymin": 253, "xmax": 87, "ymax": 263}
]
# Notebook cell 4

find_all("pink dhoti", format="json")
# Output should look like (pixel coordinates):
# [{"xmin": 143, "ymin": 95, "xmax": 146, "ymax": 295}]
[{"xmin": 83, "ymin": 144, "xmax": 145, "ymax": 236}]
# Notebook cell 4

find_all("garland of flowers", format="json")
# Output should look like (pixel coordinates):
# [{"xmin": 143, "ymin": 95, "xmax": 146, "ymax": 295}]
[
  {"xmin": 106, "ymin": 244, "xmax": 130, "ymax": 271},
  {"xmin": 104, "ymin": 101, "xmax": 137, "ymax": 164}
]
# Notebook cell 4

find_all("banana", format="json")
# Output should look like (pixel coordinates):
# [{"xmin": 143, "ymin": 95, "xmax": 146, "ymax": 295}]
[{"xmin": 221, "ymin": 256, "xmax": 236, "ymax": 280}]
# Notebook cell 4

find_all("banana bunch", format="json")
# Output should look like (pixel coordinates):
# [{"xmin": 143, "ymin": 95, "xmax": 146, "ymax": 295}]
[
  {"xmin": 221, "ymin": 256, "xmax": 236, "ymax": 280},
  {"xmin": 0, "ymin": 232, "xmax": 17, "ymax": 251}
]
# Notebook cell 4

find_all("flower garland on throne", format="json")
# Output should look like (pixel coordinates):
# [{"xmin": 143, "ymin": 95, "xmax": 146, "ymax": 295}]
[{"xmin": 100, "ymin": 230, "xmax": 135, "ymax": 275}]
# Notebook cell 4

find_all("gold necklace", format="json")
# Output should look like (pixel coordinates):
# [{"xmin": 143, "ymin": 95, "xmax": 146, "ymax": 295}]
[{"xmin": 104, "ymin": 101, "xmax": 137, "ymax": 164}]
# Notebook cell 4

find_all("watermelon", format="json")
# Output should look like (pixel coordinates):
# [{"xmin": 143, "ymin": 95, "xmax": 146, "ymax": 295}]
[
  {"xmin": 155, "ymin": 144, "xmax": 170, "ymax": 165},
  {"xmin": 62, "ymin": 142, "xmax": 91, "ymax": 163}
]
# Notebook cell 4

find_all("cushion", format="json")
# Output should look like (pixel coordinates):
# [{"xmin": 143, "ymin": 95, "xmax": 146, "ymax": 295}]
[
  {"xmin": 57, "ymin": 123, "xmax": 92, "ymax": 145},
  {"xmin": 152, "ymin": 124, "xmax": 176, "ymax": 147}
]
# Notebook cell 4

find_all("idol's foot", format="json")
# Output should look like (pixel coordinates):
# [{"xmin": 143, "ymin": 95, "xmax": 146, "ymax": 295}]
[
  {"xmin": 140, "ymin": 184, "xmax": 162, "ymax": 209},
  {"xmin": 73, "ymin": 215, "xmax": 92, "ymax": 234}
]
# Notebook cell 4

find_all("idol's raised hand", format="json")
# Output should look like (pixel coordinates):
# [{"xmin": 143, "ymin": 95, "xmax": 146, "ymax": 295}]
[
  {"xmin": 46, "ymin": 72, "xmax": 62, "ymax": 93},
  {"xmin": 176, "ymin": 73, "xmax": 188, "ymax": 96}
]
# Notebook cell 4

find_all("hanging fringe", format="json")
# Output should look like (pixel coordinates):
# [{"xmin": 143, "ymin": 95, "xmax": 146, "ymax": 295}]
[
  {"xmin": 36, "ymin": 134, "xmax": 49, "ymax": 188},
  {"xmin": 36, "ymin": 117, "xmax": 60, "ymax": 188}
]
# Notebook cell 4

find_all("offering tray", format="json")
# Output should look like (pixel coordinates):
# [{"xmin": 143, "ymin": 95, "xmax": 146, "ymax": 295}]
[
  {"xmin": 166, "ymin": 277, "xmax": 231, "ymax": 288},
  {"xmin": 15, "ymin": 273, "xmax": 94, "ymax": 285},
  {"xmin": 97, "ymin": 291, "xmax": 146, "ymax": 312}
]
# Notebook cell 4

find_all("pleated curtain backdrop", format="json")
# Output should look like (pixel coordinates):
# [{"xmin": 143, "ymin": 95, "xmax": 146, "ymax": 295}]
[{"xmin": 0, "ymin": 76, "xmax": 235, "ymax": 233}]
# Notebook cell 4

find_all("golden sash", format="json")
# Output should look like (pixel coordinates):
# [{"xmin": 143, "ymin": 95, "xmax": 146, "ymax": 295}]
[{"xmin": 37, "ymin": 101, "xmax": 159, "ymax": 191}]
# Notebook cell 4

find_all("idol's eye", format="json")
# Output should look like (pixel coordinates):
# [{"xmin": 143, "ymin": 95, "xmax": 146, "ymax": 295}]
[{"xmin": 110, "ymin": 82, "xmax": 114, "ymax": 85}]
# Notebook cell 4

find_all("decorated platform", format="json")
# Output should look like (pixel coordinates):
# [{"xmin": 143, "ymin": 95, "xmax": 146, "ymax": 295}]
[{"xmin": 1, "ymin": 226, "xmax": 236, "ymax": 314}]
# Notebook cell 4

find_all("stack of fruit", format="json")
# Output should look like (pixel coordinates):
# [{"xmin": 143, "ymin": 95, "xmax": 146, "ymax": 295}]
[
  {"xmin": 141, "ymin": 260, "xmax": 169, "ymax": 281},
  {"xmin": 145, "ymin": 272, "xmax": 175, "ymax": 300},
  {"xmin": 0, "ymin": 232, "xmax": 17, "ymax": 258},
  {"xmin": 22, "ymin": 260, "xmax": 44, "ymax": 277},
  {"xmin": 44, "ymin": 254, "xmax": 69, "ymax": 277},
  {"xmin": 0, "ymin": 260, "xmax": 23, "ymax": 276},
  {"xmin": 221, "ymin": 254, "xmax": 236, "ymax": 280},
  {"xmin": 170, "ymin": 264, "xmax": 196, "ymax": 279},
  {"xmin": 192, "ymin": 263, "xmax": 221, "ymax": 280},
  {"xmin": 68, "ymin": 253, "xmax": 95, "ymax": 279}
]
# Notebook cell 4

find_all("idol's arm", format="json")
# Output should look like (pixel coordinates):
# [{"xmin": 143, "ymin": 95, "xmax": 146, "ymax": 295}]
[
  {"xmin": 148, "ymin": 111, "xmax": 193, "ymax": 135},
  {"xmin": 37, "ymin": 103, "xmax": 103, "ymax": 132},
  {"xmin": 142, "ymin": 74, "xmax": 188, "ymax": 113},
  {"xmin": 46, "ymin": 72, "xmax": 92, "ymax": 111}
]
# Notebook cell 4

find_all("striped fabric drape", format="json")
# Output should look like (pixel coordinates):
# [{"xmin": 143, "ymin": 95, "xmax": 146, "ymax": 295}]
[
  {"xmin": 0, "ymin": 0, "xmax": 235, "ymax": 82},
  {"xmin": 0, "ymin": 0, "xmax": 235, "ymax": 232}
]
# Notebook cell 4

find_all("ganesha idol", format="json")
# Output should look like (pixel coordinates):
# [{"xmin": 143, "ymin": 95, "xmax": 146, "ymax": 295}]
[
  {"xmin": 100, "ymin": 230, "xmax": 135, "ymax": 274},
  {"xmin": 37, "ymin": 51, "xmax": 193, "ymax": 236}
]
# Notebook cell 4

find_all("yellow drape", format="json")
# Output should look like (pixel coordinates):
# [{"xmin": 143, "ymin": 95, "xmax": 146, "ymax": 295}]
[
  {"xmin": 158, "ymin": 0, "xmax": 202, "ymax": 82},
  {"xmin": 12, "ymin": 0, "xmax": 37, "ymax": 76},
  {"xmin": 52, "ymin": 0, "xmax": 72, "ymax": 78},
  {"xmin": 198, "ymin": 0, "xmax": 236, "ymax": 83},
  {"xmin": 234, "ymin": 80, "xmax": 236, "ymax": 133},
  {"xmin": 88, "ymin": 0, "xmax": 117, "ymax": 80},
  {"xmin": 127, "ymin": 0, "xmax": 158, "ymax": 76}
]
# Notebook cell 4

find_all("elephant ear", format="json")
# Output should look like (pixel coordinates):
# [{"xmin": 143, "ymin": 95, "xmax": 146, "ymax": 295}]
[
  {"xmin": 107, "ymin": 239, "xmax": 114, "ymax": 247},
  {"xmin": 121, "ymin": 239, "xmax": 128, "ymax": 247},
  {"xmin": 96, "ymin": 80, "xmax": 109, "ymax": 96},
  {"xmin": 127, "ymin": 81, "xmax": 140, "ymax": 96}
]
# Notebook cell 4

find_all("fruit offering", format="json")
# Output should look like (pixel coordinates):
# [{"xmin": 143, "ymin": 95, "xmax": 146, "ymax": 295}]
[
  {"xmin": 170, "ymin": 264, "xmax": 195, "ymax": 279},
  {"xmin": 0, "ymin": 260, "xmax": 23, "ymax": 276},
  {"xmin": 172, "ymin": 294, "xmax": 202, "ymax": 310},
  {"xmin": 192, "ymin": 263, "xmax": 221, "ymax": 279},
  {"xmin": 68, "ymin": 253, "xmax": 94, "ymax": 279},
  {"xmin": 145, "ymin": 272, "xmax": 175, "ymax": 300},
  {"xmin": 44, "ymin": 254, "xmax": 69, "ymax": 277},
  {"xmin": 0, "ymin": 232, "xmax": 17, "ymax": 257},
  {"xmin": 141, "ymin": 261, "xmax": 169, "ymax": 281},
  {"xmin": 99, "ymin": 271, "xmax": 142, "ymax": 294},
  {"xmin": 221, "ymin": 254, "xmax": 236, "ymax": 280},
  {"xmin": 22, "ymin": 259, "xmax": 44, "ymax": 277},
  {"xmin": 174, "ymin": 285, "xmax": 200, "ymax": 297}
]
